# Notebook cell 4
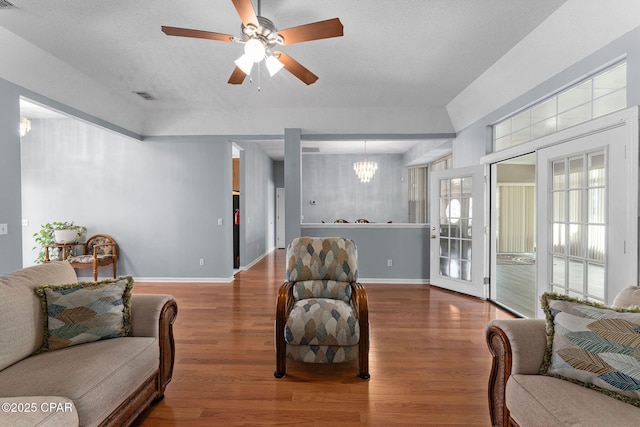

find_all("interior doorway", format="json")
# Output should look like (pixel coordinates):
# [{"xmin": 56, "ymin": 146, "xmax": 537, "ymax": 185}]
[
  {"xmin": 232, "ymin": 150, "xmax": 241, "ymax": 270},
  {"xmin": 276, "ymin": 188, "xmax": 285, "ymax": 249},
  {"xmin": 490, "ymin": 153, "xmax": 536, "ymax": 318}
]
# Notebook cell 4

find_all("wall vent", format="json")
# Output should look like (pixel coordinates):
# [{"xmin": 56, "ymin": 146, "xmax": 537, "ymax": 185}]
[
  {"xmin": 0, "ymin": 0, "xmax": 17, "ymax": 9},
  {"xmin": 133, "ymin": 91, "xmax": 157, "ymax": 101},
  {"xmin": 302, "ymin": 147, "xmax": 320, "ymax": 153}
]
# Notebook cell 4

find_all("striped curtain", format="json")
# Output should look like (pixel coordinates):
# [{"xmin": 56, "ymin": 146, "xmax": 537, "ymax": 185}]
[{"xmin": 497, "ymin": 185, "xmax": 536, "ymax": 253}]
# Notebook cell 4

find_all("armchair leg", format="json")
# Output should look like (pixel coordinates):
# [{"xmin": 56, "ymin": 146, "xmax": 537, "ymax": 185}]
[{"xmin": 274, "ymin": 345, "xmax": 287, "ymax": 378}]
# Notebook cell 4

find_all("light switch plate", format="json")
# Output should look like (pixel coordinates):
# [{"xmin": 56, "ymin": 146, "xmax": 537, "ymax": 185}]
[{"xmin": 0, "ymin": 224, "xmax": 7, "ymax": 235}]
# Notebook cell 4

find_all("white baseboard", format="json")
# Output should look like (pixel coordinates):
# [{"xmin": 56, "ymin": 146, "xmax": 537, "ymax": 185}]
[
  {"xmin": 239, "ymin": 249, "xmax": 272, "ymax": 271},
  {"xmin": 358, "ymin": 278, "xmax": 430, "ymax": 284},
  {"xmin": 133, "ymin": 276, "xmax": 234, "ymax": 283}
]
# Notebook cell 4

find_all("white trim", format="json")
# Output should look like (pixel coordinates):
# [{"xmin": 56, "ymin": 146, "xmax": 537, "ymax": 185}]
[
  {"xmin": 358, "ymin": 278, "xmax": 430, "ymax": 285},
  {"xmin": 239, "ymin": 249, "xmax": 271, "ymax": 271},
  {"xmin": 134, "ymin": 277, "xmax": 234, "ymax": 283},
  {"xmin": 302, "ymin": 223, "xmax": 430, "ymax": 229}
]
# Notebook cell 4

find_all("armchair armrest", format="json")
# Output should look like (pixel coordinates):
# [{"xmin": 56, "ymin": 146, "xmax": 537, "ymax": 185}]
[
  {"xmin": 486, "ymin": 319, "xmax": 546, "ymax": 427},
  {"xmin": 275, "ymin": 282, "xmax": 294, "ymax": 377},
  {"xmin": 131, "ymin": 294, "xmax": 178, "ymax": 397},
  {"xmin": 351, "ymin": 281, "xmax": 370, "ymax": 379}
]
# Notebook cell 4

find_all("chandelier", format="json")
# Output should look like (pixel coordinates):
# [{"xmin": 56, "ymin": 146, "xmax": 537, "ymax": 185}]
[
  {"xmin": 353, "ymin": 141, "xmax": 378, "ymax": 183},
  {"xmin": 19, "ymin": 118, "xmax": 31, "ymax": 137}
]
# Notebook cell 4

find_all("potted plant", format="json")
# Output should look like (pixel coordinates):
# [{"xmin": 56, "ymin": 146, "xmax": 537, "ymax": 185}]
[{"xmin": 33, "ymin": 221, "xmax": 87, "ymax": 263}]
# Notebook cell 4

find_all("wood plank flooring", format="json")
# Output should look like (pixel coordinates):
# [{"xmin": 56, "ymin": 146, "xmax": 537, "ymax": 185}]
[{"xmin": 132, "ymin": 249, "xmax": 514, "ymax": 426}]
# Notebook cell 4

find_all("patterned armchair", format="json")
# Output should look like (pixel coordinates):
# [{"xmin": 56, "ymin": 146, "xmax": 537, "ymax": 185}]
[
  {"xmin": 274, "ymin": 236, "xmax": 370, "ymax": 379},
  {"xmin": 67, "ymin": 234, "xmax": 118, "ymax": 281}
]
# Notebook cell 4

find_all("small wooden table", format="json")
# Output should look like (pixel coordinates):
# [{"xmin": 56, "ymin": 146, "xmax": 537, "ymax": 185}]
[{"xmin": 45, "ymin": 242, "xmax": 81, "ymax": 262}]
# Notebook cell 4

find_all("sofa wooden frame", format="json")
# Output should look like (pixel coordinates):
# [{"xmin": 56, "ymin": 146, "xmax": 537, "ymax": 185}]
[
  {"xmin": 486, "ymin": 324, "xmax": 518, "ymax": 427},
  {"xmin": 99, "ymin": 298, "xmax": 178, "ymax": 426}
]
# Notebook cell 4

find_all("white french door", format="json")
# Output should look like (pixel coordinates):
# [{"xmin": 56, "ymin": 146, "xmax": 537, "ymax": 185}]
[
  {"xmin": 535, "ymin": 107, "xmax": 638, "ymax": 317},
  {"xmin": 429, "ymin": 165, "xmax": 486, "ymax": 298}
]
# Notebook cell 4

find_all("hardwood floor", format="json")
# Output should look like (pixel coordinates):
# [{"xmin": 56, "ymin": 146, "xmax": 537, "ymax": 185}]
[{"xmin": 132, "ymin": 249, "xmax": 514, "ymax": 426}]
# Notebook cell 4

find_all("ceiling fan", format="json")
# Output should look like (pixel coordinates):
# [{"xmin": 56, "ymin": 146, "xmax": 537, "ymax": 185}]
[{"xmin": 161, "ymin": 0, "xmax": 344, "ymax": 85}]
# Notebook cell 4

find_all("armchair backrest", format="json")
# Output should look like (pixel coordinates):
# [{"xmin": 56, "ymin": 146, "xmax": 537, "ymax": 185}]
[
  {"xmin": 86, "ymin": 234, "xmax": 117, "ymax": 256},
  {"xmin": 286, "ymin": 237, "xmax": 358, "ymax": 302}
]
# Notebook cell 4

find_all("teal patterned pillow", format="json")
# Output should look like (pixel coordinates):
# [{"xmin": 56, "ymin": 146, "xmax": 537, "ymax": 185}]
[
  {"xmin": 34, "ymin": 277, "xmax": 134, "ymax": 353},
  {"xmin": 540, "ymin": 293, "xmax": 640, "ymax": 407}
]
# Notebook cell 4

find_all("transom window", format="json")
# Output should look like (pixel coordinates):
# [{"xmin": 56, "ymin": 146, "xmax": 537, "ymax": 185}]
[{"xmin": 494, "ymin": 62, "xmax": 627, "ymax": 151}]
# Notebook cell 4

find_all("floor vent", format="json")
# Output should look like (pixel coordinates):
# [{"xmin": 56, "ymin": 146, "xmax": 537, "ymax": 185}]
[
  {"xmin": 133, "ymin": 91, "xmax": 157, "ymax": 101},
  {"xmin": 0, "ymin": 0, "xmax": 17, "ymax": 9}
]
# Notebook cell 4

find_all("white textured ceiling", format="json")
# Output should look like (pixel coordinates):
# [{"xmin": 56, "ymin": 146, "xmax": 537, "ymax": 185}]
[{"xmin": 1, "ymin": 0, "xmax": 569, "ymax": 159}]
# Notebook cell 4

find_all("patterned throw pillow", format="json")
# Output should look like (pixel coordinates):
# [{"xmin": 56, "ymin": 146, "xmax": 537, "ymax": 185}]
[
  {"xmin": 540, "ymin": 293, "xmax": 640, "ymax": 407},
  {"xmin": 34, "ymin": 277, "xmax": 134, "ymax": 353}
]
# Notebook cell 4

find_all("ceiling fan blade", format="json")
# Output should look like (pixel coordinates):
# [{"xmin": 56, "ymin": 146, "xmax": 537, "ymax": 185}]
[
  {"xmin": 228, "ymin": 66, "xmax": 247, "ymax": 85},
  {"xmin": 231, "ymin": 0, "xmax": 259, "ymax": 28},
  {"xmin": 161, "ymin": 26, "xmax": 234, "ymax": 42},
  {"xmin": 274, "ymin": 51, "xmax": 319, "ymax": 85},
  {"xmin": 278, "ymin": 18, "xmax": 344, "ymax": 45}
]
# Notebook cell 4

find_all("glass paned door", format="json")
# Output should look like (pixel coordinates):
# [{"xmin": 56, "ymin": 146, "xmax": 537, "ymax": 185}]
[
  {"xmin": 430, "ymin": 165, "xmax": 485, "ymax": 298},
  {"xmin": 550, "ymin": 151, "xmax": 606, "ymax": 301},
  {"xmin": 536, "ymin": 107, "xmax": 638, "ymax": 317}
]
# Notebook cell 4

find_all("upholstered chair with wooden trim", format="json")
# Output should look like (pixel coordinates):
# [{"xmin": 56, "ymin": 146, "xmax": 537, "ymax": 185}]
[
  {"xmin": 67, "ymin": 234, "xmax": 118, "ymax": 281},
  {"xmin": 275, "ymin": 236, "xmax": 370, "ymax": 379}
]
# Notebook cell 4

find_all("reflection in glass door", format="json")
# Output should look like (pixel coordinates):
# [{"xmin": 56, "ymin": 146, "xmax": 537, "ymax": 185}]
[
  {"xmin": 429, "ymin": 165, "xmax": 485, "ymax": 298},
  {"xmin": 438, "ymin": 177, "xmax": 473, "ymax": 281},
  {"xmin": 550, "ymin": 150, "xmax": 606, "ymax": 301},
  {"xmin": 491, "ymin": 154, "xmax": 537, "ymax": 318}
]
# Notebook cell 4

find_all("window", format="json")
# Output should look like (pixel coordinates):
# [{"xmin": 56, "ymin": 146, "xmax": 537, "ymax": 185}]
[
  {"xmin": 494, "ymin": 62, "xmax": 627, "ymax": 151},
  {"xmin": 408, "ymin": 166, "xmax": 427, "ymax": 223}
]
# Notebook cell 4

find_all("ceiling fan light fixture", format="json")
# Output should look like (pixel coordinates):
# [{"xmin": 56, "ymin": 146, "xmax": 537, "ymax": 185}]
[
  {"xmin": 234, "ymin": 54, "xmax": 254, "ymax": 75},
  {"xmin": 265, "ymin": 54, "xmax": 284, "ymax": 76},
  {"xmin": 244, "ymin": 38, "xmax": 266, "ymax": 62}
]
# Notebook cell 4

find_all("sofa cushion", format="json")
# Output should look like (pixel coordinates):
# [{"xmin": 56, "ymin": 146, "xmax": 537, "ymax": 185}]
[
  {"xmin": 0, "ymin": 262, "xmax": 78, "ymax": 371},
  {"xmin": 613, "ymin": 286, "xmax": 640, "ymax": 308},
  {"xmin": 540, "ymin": 293, "xmax": 640, "ymax": 407},
  {"xmin": 507, "ymin": 374, "xmax": 640, "ymax": 427},
  {"xmin": 34, "ymin": 277, "xmax": 134, "ymax": 352},
  {"xmin": 0, "ymin": 337, "xmax": 158, "ymax": 427},
  {"xmin": 0, "ymin": 396, "xmax": 78, "ymax": 427}
]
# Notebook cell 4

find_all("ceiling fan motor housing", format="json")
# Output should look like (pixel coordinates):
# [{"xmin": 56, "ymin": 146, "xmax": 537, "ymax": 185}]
[{"xmin": 241, "ymin": 16, "xmax": 282, "ymax": 49}]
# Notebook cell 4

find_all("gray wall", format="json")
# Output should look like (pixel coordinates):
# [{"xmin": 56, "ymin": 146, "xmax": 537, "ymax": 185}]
[
  {"xmin": 235, "ymin": 141, "xmax": 275, "ymax": 263},
  {"xmin": 301, "ymin": 225, "xmax": 430, "ymax": 281},
  {"xmin": 301, "ymin": 154, "xmax": 408, "ymax": 224},
  {"xmin": 20, "ymin": 117, "xmax": 234, "ymax": 280},
  {"xmin": 0, "ymin": 80, "xmax": 22, "ymax": 275}
]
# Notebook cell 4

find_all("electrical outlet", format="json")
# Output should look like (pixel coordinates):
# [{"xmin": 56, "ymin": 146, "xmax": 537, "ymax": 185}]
[
  {"xmin": 199, "ymin": 258, "xmax": 205, "ymax": 266},
  {"xmin": 387, "ymin": 259, "xmax": 392, "ymax": 267},
  {"xmin": 0, "ymin": 224, "xmax": 7, "ymax": 235}
]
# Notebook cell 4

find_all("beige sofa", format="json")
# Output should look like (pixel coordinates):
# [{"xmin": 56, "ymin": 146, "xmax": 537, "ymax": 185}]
[
  {"xmin": 486, "ymin": 288, "xmax": 640, "ymax": 427},
  {"xmin": 0, "ymin": 262, "xmax": 177, "ymax": 427}
]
